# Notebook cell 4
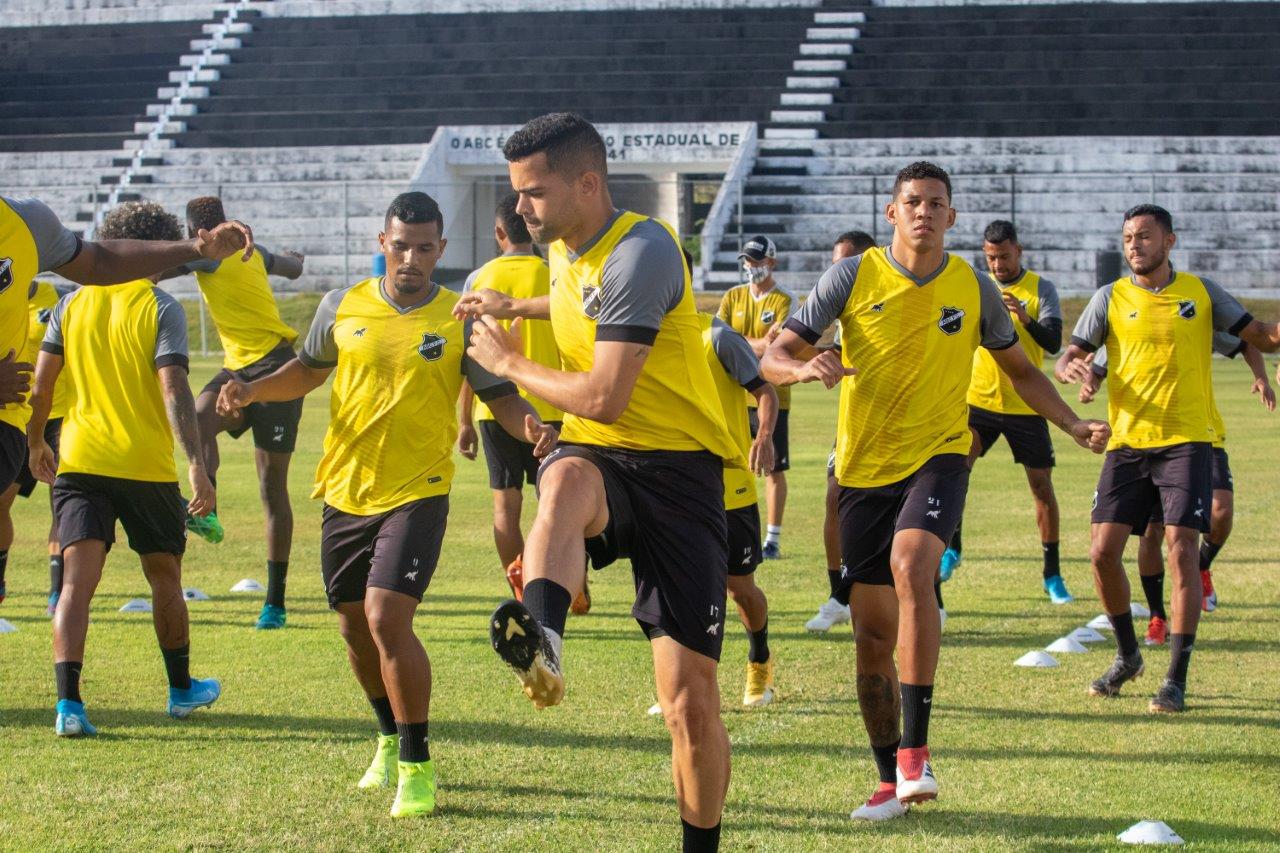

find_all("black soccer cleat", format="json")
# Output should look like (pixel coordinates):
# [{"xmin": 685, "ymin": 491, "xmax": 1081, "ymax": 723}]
[
  {"xmin": 1148, "ymin": 679, "xmax": 1186, "ymax": 714},
  {"xmin": 489, "ymin": 599, "xmax": 564, "ymax": 709},
  {"xmin": 1088, "ymin": 650, "xmax": 1145, "ymax": 698}
]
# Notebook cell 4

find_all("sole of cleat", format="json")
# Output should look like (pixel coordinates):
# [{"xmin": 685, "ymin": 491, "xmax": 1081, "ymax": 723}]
[
  {"xmin": 490, "ymin": 600, "xmax": 541, "ymax": 671},
  {"xmin": 898, "ymin": 791, "xmax": 937, "ymax": 806}
]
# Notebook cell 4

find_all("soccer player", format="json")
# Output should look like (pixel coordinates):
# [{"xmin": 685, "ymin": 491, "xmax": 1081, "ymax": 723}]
[
  {"xmin": 457, "ymin": 193, "xmax": 564, "ymax": 600},
  {"xmin": 166, "ymin": 196, "xmax": 306, "ymax": 630},
  {"xmin": 1082, "ymin": 333, "xmax": 1274, "ymax": 642},
  {"xmin": 952, "ymin": 220, "xmax": 1070, "ymax": 603},
  {"xmin": 217, "ymin": 192, "xmax": 556, "ymax": 818},
  {"xmin": 456, "ymin": 113, "xmax": 739, "ymax": 852},
  {"xmin": 0, "ymin": 193, "xmax": 252, "ymax": 606},
  {"xmin": 717, "ymin": 235, "xmax": 791, "ymax": 559},
  {"xmin": 1056, "ymin": 203, "xmax": 1280, "ymax": 713},
  {"xmin": 764, "ymin": 161, "xmax": 1108, "ymax": 819},
  {"xmin": 27, "ymin": 201, "xmax": 224, "ymax": 738},
  {"xmin": 807, "ymin": 229, "xmax": 875, "ymax": 632},
  {"xmin": 0, "ymin": 279, "xmax": 74, "ymax": 613}
]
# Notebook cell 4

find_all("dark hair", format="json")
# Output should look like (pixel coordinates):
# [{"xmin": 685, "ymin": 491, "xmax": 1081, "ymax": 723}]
[
  {"xmin": 98, "ymin": 201, "xmax": 183, "ymax": 242},
  {"xmin": 502, "ymin": 112, "xmax": 608, "ymax": 177},
  {"xmin": 495, "ymin": 192, "xmax": 531, "ymax": 244},
  {"xmin": 833, "ymin": 230, "xmax": 875, "ymax": 253},
  {"xmin": 983, "ymin": 219, "xmax": 1018, "ymax": 245},
  {"xmin": 185, "ymin": 196, "xmax": 226, "ymax": 233},
  {"xmin": 385, "ymin": 191, "xmax": 444, "ymax": 233},
  {"xmin": 1123, "ymin": 203, "xmax": 1174, "ymax": 233},
  {"xmin": 892, "ymin": 161, "xmax": 952, "ymax": 201}
]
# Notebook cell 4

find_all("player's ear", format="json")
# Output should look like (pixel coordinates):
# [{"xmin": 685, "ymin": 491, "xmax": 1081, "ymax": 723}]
[
  {"xmin": 884, "ymin": 201, "xmax": 897, "ymax": 227},
  {"xmin": 1166, "ymin": 230, "xmax": 1177, "ymax": 252},
  {"xmin": 377, "ymin": 231, "xmax": 388, "ymax": 251},
  {"xmin": 437, "ymin": 237, "xmax": 447, "ymax": 258},
  {"xmin": 946, "ymin": 206, "xmax": 957, "ymax": 229}
]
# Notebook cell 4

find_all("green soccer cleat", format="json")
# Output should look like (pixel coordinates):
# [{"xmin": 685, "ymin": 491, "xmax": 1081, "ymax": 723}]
[
  {"xmin": 185, "ymin": 509, "xmax": 224, "ymax": 544},
  {"xmin": 390, "ymin": 760, "xmax": 436, "ymax": 817},
  {"xmin": 357, "ymin": 733, "xmax": 397, "ymax": 790}
]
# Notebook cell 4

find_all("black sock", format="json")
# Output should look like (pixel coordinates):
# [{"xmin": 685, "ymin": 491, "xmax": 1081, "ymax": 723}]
[
  {"xmin": 827, "ymin": 569, "xmax": 841, "ymax": 598},
  {"xmin": 1199, "ymin": 540, "xmax": 1223, "ymax": 572},
  {"xmin": 871, "ymin": 738, "xmax": 900, "ymax": 784},
  {"xmin": 265, "ymin": 560, "xmax": 288, "ymax": 609},
  {"xmin": 49, "ymin": 555, "xmax": 64, "ymax": 596},
  {"xmin": 833, "ymin": 578, "xmax": 850, "ymax": 606},
  {"xmin": 369, "ymin": 695, "xmax": 396, "ymax": 736},
  {"xmin": 1109, "ymin": 611, "xmax": 1139, "ymax": 657},
  {"xmin": 55, "ymin": 661, "xmax": 83, "ymax": 702},
  {"xmin": 1140, "ymin": 573, "xmax": 1168, "ymax": 620},
  {"xmin": 934, "ymin": 580, "xmax": 944, "ymax": 610},
  {"xmin": 523, "ymin": 577, "xmax": 571, "ymax": 637},
  {"xmin": 681, "ymin": 819, "xmax": 721, "ymax": 853},
  {"xmin": 1042, "ymin": 541, "xmax": 1060, "ymax": 579},
  {"xmin": 161, "ymin": 645, "xmax": 192, "ymax": 690},
  {"xmin": 899, "ymin": 683, "xmax": 933, "ymax": 750},
  {"xmin": 0, "ymin": 549, "xmax": 8, "ymax": 587},
  {"xmin": 950, "ymin": 523, "xmax": 962, "ymax": 556},
  {"xmin": 1167, "ymin": 633, "xmax": 1195, "ymax": 687},
  {"xmin": 396, "ymin": 720, "xmax": 430, "ymax": 762},
  {"xmin": 746, "ymin": 621, "xmax": 770, "ymax": 664}
]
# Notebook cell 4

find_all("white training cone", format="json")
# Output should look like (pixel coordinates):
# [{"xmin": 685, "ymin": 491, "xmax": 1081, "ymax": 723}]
[
  {"xmin": 119, "ymin": 598, "xmax": 152, "ymax": 613},
  {"xmin": 1070, "ymin": 626, "xmax": 1107, "ymax": 643},
  {"xmin": 231, "ymin": 578, "xmax": 265, "ymax": 593},
  {"xmin": 0, "ymin": 618, "xmax": 18, "ymax": 633},
  {"xmin": 1088, "ymin": 614, "xmax": 1115, "ymax": 631},
  {"xmin": 183, "ymin": 588, "xmax": 211, "ymax": 601},
  {"xmin": 1118, "ymin": 820, "xmax": 1184, "ymax": 845},
  {"xmin": 1014, "ymin": 650, "xmax": 1059, "ymax": 668},
  {"xmin": 1131, "ymin": 602, "xmax": 1151, "ymax": 618},
  {"xmin": 1046, "ymin": 636, "xmax": 1090, "ymax": 654}
]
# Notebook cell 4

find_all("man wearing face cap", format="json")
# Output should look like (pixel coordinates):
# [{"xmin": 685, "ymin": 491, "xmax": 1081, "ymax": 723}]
[{"xmin": 717, "ymin": 235, "xmax": 791, "ymax": 560}]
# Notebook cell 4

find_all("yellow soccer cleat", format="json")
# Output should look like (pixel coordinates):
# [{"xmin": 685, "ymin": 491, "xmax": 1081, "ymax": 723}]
[
  {"xmin": 743, "ymin": 657, "xmax": 775, "ymax": 707},
  {"xmin": 357, "ymin": 733, "xmax": 397, "ymax": 790},
  {"xmin": 390, "ymin": 760, "xmax": 436, "ymax": 818}
]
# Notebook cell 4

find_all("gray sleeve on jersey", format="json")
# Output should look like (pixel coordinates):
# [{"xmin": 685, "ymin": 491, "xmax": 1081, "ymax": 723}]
[
  {"xmin": 258, "ymin": 246, "xmax": 277, "ymax": 275},
  {"xmin": 1200, "ymin": 276, "xmax": 1251, "ymax": 334},
  {"xmin": 152, "ymin": 288, "xmax": 190, "ymax": 369},
  {"xmin": 178, "ymin": 258, "xmax": 221, "ymax": 275},
  {"xmin": 1037, "ymin": 276, "xmax": 1063, "ymax": 321},
  {"xmin": 788, "ymin": 256, "xmax": 861, "ymax": 344},
  {"xmin": 1070, "ymin": 285, "xmax": 1113, "ymax": 352},
  {"xmin": 594, "ymin": 219, "xmax": 685, "ymax": 344},
  {"xmin": 1091, "ymin": 344, "xmax": 1108, "ymax": 376},
  {"xmin": 462, "ymin": 269, "xmax": 481, "ymax": 293},
  {"xmin": 53, "ymin": 284, "xmax": 77, "ymax": 299},
  {"xmin": 298, "ymin": 287, "xmax": 346, "ymax": 368},
  {"xmin": 462, "ymin": 316, "xmax": 519, "ymax": 401},
  {"xmin": 6, "ymin": 196, "xmax": 81, "ymax": 272},
  {"xmin": 710, "ymin": 317, "xmax": 764, "ymax": 389},
  {"xmin": 40, "ymin": 292, "xmax": 72, "ymax": 355},
  {"xmin": 1212, "ymin": 330, "xmax": 1246, "ymax": 359},
  {"xmin": 977, "ymin": 271, "xmax": 1018, "ymax": 349}
]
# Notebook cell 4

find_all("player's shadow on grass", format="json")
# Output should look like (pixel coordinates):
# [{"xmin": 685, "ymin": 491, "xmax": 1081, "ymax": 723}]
[
  {"xmin": 0, "ymin": 707, "xmax": 374, "ymax": 741},
  {"xmin": 942, "ymin": 703, "xmax": 1277, "ymax": 734}
]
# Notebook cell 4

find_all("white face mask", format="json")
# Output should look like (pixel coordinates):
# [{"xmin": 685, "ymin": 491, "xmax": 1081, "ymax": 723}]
[{"xmin": 744, "ymin": 263, "xmax": 770, "ymax": 285}]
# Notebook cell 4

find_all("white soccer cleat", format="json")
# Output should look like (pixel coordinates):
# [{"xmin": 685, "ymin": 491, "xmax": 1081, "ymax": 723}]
[
  {"xmin": 896, "ymin": 746, "xmax": 939, "ymax": 805},
  {"xmin": 851, "ymin": 784, "xmax": 909, "ymax": 822},
  {"xmin": 805, "ymin": 597, "xmax": 851, "ymax": 632}
]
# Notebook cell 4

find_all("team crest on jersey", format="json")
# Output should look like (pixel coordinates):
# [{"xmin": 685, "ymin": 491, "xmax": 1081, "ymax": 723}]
[
  {"xmin": 581, "ymin": 283, "xmax": 603, "ymax": 320},
  {"xmin": 870, "ymin": 302, "xmax": 885, "ymax": 313},
  {"xmin": 417, "ymin": 332, "xmax": 446, "ymax": 362},
  {"xmin": 937, "ymin": 306, "xmax": 965, "ymax": 336},
  {"xmin": 1177, "ymin": 300, "xmax": 1197, "ymax": 320},
  {"xmin": 0, "ymin": 258, "xmax": 12, "ymax": 294},
  {"xmin": 761, "ymin": 309, "xmax": 776, "ymax": 324}
]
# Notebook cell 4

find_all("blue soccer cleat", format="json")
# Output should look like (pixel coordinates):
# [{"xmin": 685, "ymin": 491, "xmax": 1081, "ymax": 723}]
[
  {"xmin": 1044, "ymin": 575, "xmax": 1074, "ymax": 605},
  {"xmin": 55, "ymin": 699, "xmax": 98, "ymax": 737},
  {"xmin": 167, "ymin": 677, "xmax": 221, "ymax": 719},
  {"xmin": 255, "ymin": 603, "xmax": 286, "ymax": 630},
  {"xmin": 938, "ymin": 548, "xmax": 961, "ymax": 583}
]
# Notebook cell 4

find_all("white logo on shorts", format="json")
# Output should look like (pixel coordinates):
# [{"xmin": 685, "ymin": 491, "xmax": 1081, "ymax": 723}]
[
  {"xmin": 926, "ymin": 510, "xmax": 941, "ymax": 519},
  {"xmin": 706, "ymin": 622, "xmax": 720, "ymax": 636},
  {"xmin": 741, "ymin": 548, "xmax": 753, "ymax": 565},
  {"xmin": 273, "ymin": 425, "xmax": 285, "ymax": 442},
  {"xmin": 405, "ymin": 570, "xmax": 419, "ymax": 580}
]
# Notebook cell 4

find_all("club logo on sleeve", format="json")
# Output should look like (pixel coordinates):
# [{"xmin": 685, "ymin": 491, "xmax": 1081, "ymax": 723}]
[
  {"xmin": 937, "ymin": 306, "xmax": 965, "ymax": 336},
  {"xmin": 581, "ymin": 283, "xmax": 603, "ymax": 320},
  {"xmin": 0, "ymin": 258, "xmax": 12, "ymax": 294},
  {"xmin": 417, "ymin": 332, "xmax": 446, "ymax": 362},
  {"xmin": 1177, "ymin": 300, "xmax": 1197, "ymax": 320},
  {"xmin": 37, "ymin": 308, "xmax": 52, "ymax": 325},
  {"xmin": 761, "ymin": 309, "xmax": 776, "ymax": 324}
]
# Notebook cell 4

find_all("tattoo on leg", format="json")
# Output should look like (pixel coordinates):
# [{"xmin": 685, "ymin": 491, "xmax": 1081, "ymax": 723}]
[{"xmin": 857, "ymin": 673, "xmax": 901, "ymax": 747}]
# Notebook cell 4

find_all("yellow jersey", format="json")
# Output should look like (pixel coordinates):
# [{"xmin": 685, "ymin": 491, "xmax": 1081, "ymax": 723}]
[
  {"xmin": 789, "ymin": 246, "xmax": 1018, "ymax": 488},
  {"xmin": 42, "ymin": 280, "xmax": 189, "ymax": 482},
  {"xmin": 182, "ymin": 247, "xmax": 298, "ymax": 371},
  {"xmin": 26, "ymin": 281, "xmax": 75, "ymax": 419},
  {"xmin": 968, "ymin": 269, "xmax": 1061, "ymax": 415},
  {"xmin": 464, "ymin": 251, "xmax": 561, "ymax": 422},
  {"xmin": 717, "ymin": 283, "xmax": 792, "ymax": 409},
  {"xmin": 299, "ymin": 277, "xmax": 516, "ymax": 515},
  {"xmin": 548, "ymin": 210, "xmax": 738, "ymax": 464},
  {"xmin": 701, "ymin": 314, "xmax": 765, "ymax": 511}
]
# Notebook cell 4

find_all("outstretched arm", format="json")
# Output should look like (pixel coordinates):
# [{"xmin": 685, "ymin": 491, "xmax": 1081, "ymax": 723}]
[
  {"xmin": 56, "ymin": 221, "xmax": 255, "ymax": 285},
  {"xmin": 484, "ymin": 393, "xmax": 559, "ymax": 458},
  {"xmin": 991, "ymin": 343, "xmax": 1109, "ymax": 452},
  {"xmin": 762, "ymin": 328, "xmax": 855, "ymax": 389},
  {"xmin": 454, "ymin": 288, "xmax": 551, "ymax": 321},
  {"xmin": 217, "ymin": 358, "xmax": 330, "ymax": 415},
  {"xmin": 1054, "ymin": 343, "xmax": 1096, "ymax": 384}
]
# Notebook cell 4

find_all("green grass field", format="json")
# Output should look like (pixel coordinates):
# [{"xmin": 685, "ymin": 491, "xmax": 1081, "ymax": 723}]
[{"xmin": 2, "ymin": 356, "xmax": 1278, "ymax": 851}]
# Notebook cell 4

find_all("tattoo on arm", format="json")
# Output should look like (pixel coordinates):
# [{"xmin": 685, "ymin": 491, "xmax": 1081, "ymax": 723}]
[
  {"xmin": 163, "ymin": 376, "xmax": 204, "ymax": 466},
  {"xmin": 856, "ymin": 673, "xmax": 902, "ymax": 748}
]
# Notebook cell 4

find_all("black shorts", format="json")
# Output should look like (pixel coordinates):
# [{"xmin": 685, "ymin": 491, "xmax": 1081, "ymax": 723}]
[
  {"xmin": 0, "ymin": 421, "xmax": 26, "ymax": 493},
  {"xmin": 837, "ymin": 453, "xmax": 970, "ymax": 587},
  {"xmin": 201, "ymin": 342, "xmax": 303, "ymax": 453},
  {"xmin": 480, "ymin": 419, "xmax": 562, "ymax": 490},
  {"xmin": 320, "ymin": 495, "xmax": 448, "ymax": 609},
  {"xmin": 1092, "ymin": 443, "xmax": 1212, "ymax": 533},
  {"xmin": 539, "ymin": 443, "xmax": 728, "ymax": 660},
  {"xmin": 969, "ymin": 406, "xmax": 1055, "ymax": 469},
  {"xmin": 749, "ymin": 408, "xmax": 790, "ymax": 472},
  {"xmin": 726, "ymin": 503, "xmax": 762, "ymax": 577},
  {"xmin": 52, "ymin": 473, "xmax": 186, "ymax": 555},
  {"xmin": 15, "ymin": 418, "xmax": 61, "ymax": 498},
  {"xmin": 1212, "ymin": 447, "xmax": 1233, "ymax": 493}
]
